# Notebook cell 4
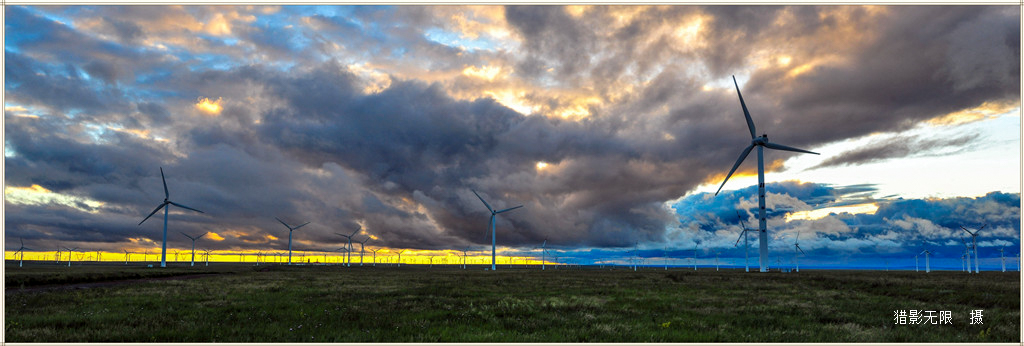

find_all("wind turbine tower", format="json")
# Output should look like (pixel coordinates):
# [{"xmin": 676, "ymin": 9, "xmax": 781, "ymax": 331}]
[
  {"xmin": 180, "ymin": 231, "xmax": 207, "ymax": 267},
  {"xmin": 999, "ymin": 247, "xmax": 1006, "ymax": 272},
  {"xmin": 371, "ymin": 248, "xmax": 381, "ymax": 267},
  {"xmin": 472, "ymin": 189, "xmax": 523, "ymax": 271},
  {"xmin": 275, "ymin": 217, "xmax": 310, "ymax": 265},
  {"xmin": 139, "ymin": 167, "xmax": 205, "ymax": 268},
  {"xmin": 715, "ymin": 76, "xmax": 820, "ymax": 272},
  {"xmin": 961, "ymin": 224, "xmax": 985, "ymax": 274}
]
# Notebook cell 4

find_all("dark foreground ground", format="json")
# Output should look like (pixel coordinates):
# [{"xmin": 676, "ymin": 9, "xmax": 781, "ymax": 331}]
[{"xmin": 4, "ymin": 262, "xmax": 1020, "ymax": 342}]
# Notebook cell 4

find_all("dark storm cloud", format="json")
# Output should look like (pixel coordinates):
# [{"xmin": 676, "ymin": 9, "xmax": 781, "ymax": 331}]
[{"xmin": 814, "ymin": 133, "xmax": 982, "ymax": 169}]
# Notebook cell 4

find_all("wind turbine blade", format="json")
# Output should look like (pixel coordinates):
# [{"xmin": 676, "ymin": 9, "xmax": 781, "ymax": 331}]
[
  {"xmin": 293, "ymin": 222, "xmax": 310, "ymax": 230},
  {"xmin": 180, "ymin": 231, "xmax": 192, "ymax": 240},
  {"xmin": 139, "ymin": 202, "xmax": 168, "ymax": 225},
  {"xmin": 160, "ymin": 167, "xmax": 169, "ymax": 199},
  {"xmin": 978, "ymin": 224, "xmax": 987, "ymax": 232},
  {"xmin": 169, "ymin": 201, "xmax": 204, "ymax": 214},
  {"xmin": 763, "ymin": 142, "xmax": 818, "ymax": 155},
  {"xmin": 542, "ymin": 239, "xmax": 546, "ymax": 248},
  {"xmin": 199, "ymin": 232, "xmax": 208, "ymax": 240},
  {"xmin": 716, "ymin": 144, "xmax": 755, "ymax": 196},
  {"xmin": 733, "ymin": 75, "xmax": 756, "ymax": 139},
  {"xmin": 349, "ymin": 229, "xmax": 359, "ymax": 237},
  {"xmin": 797, "ymin": 245, "xmax": 805, "ymax": 255},
  {"xmin": 496, "ymin": 205, "xmax": 523, "ymax": 214},
  {"xmin": 796, "ymin": 231, "xmax": 801, "ymax": 242},
  {"xmin": 960, "ymin": 226, "xmax": 974, "ymax": 235},
  {"xmin": 734, "ymin": 230, "xmax": 744, "ymax": 246},
  {"xmin": 471, "ymin": 189, "xmax": 494, "ymax": 212},
  {"xmin": 276, "ymin": 217, "xmax": 291, "ymax": 229}
]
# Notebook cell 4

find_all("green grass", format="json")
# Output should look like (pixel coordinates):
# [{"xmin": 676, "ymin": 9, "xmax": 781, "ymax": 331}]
[{"xmin": 4, "ymin": 263, "xmax": 1019, "ymax": 342}]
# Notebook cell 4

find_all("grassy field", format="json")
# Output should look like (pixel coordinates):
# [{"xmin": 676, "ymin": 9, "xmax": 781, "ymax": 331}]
[{"xmin": 4, "ymin": 262, "xmax": 1020, "ymax": 342}]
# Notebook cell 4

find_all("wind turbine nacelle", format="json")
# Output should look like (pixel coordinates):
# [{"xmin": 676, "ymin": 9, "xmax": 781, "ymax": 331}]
[{"xmin": 753, "ymin": 136, "xmax": 768, "ymax": 145}]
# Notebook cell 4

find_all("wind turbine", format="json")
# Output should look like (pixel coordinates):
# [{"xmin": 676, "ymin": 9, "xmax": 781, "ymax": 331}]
[
  {"xmin": 539, "ymin": 240, "xmax": 547, "ymax": 270},
  {"xmin": 959, "ymin": 236, "xmax": 972, "ymax": 273},
  {"xmin": 793, "ymin": 231, "xmax": 805, "ymax": 272},
  {"xmin": 396, "ymin": 250, "xmax": 405, "ymax": 267},
  {"xmin": 461, "ymin": 247, "xmax": 470, "ymax": 269},
  {"xmin": 715, "ymin": 251, "xmax": 721, "ymax": 271},
  {"xmin": 336, "ymin": 229, "xmax": 359, "ymax": 267},
  {"xmin": 961, "ymin": 224, "xmax": 985, "ymax": 274},
  {"xmin": 715, "ymin": 76, "xmax": 819, "ymax": 273},
  {"xmin": 735, "ymin": 211, "xmax": 755, "ymax": 272},
  {"xmin": 664, "ymin": 246, "xmax": 669, "ymax": 270},
  {"xmin": 633, "ymin": 242, "xmax": 639, "ymax": 271},
  {"xmin": 692, "ymin": 243, "xmax": 698, "ymax": 271},
  {"xmin": 999, "ymin": 248, "xmax": 1007, "ymax": 272},
  {"xmin": 472, "ymin": 189, "xmax": 523, "ymax": 271},
  {"xmin": 920, "ymin": 249, "xmax": 932, "ymax": 273},
  {"xmin": 13, "ymin": 238, "xmax": 31, "ymax": 267},
  {"xmin": 203, "ymin": 249, "xmax": 211, "ymax": 266},
  {"xmin": 356, "ymin": 237, "xmax": 369, "ymax": 266},
  {"xmin": 276, "ymin": 217, "xmax": 310, "ymax": 265},
  {"xmin": 180, "ymin": 232, "xmax": 207, "ymax": 267},
  {"xmin": 139, "ymin": 167, "xmax": 205, "ymax": 268},
  {"xmin": 63, "ymin": 247, "xmax": 78, "ymax": 267},
  {"xmin": 370, "ymin": 248, "xmax": 381, "ymax": 267},
  {"xmin": 123, "ymin": 249, "xmax": 131, "ymax": 264}
]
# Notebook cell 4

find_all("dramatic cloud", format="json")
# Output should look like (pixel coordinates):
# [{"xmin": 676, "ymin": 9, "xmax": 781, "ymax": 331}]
[{"xmin": 4, "ymin": 5, "xmax": 1019, "ymax": 267}]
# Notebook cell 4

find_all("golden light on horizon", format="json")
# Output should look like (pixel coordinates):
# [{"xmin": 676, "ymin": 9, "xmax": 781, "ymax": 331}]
[
  {"xmin": 195, "ymin": 97, "xmax": 223, "ymax": 115},
  {"xmin": 785, "ymin": 203, "xmax": 879, "ymax": 222}
]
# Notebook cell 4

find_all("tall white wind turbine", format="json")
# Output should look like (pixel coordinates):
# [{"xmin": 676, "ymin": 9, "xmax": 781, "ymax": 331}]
[
  {"xmin": 64, "ymin": 247, "xmax": 78, "ymax": 267},
  {"xmin": 276, "ymin": 217, "xmax": 310, "ymax": 265},
  {"xmin": 139, "ymin": 167, "xmax": 205, "ymax": 268},
  {"xmin": 961, "ymin": 224, "xmax": 985, "ymax": 274},
  {"xmin": 999, "ymin": 247, "xmax": 1006, "ymax": 272},
  {"xmin": 396, "ymin": 250, "xmax": 405, "ymax": 267},
  {"xmin": 715, "ymin": 76, "xmax": 819, "ymax": 272},
  {"xmin": 180, "ymin": 231, "xmax": 208, "ymax": 267},
  {"xmin": 370, "ymin": 248, "xmax": 381, "ymax": 267},
  {"xmin": 472, "ymin": 189, "xmax": 523, "ymax": 271}
]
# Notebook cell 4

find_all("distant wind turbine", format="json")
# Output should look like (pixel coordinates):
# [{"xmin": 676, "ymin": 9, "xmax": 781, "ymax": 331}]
[
  {"xmin": 336, "ymin": 229, "xmax": 359, "ymax": 267},
  {"xmin": 472, "ymin": 189, "xmax": 523, "ymax": 271},
  {"xmin": 203, "ymin": 249, "xmax": 211, "ymax": 266},
  {"xmin": 793, "ymin": 231, "xmax": 805, "ymax": 272},
  {"xmin": 715, "ymin": 76, "xmax": 819, "ymax": 273},
  {"xmin": 961, "ymin": 224, "xmax": 985, "ymax": 274},
  {"xmin": 139, "ymin": 167, "xmax": 205, "ymax": 268},
  {"xmin": 396, "ymin": 250, "xmax": 405, "ymax": 267},
  {"xmin": 13, "ymin": 238, "xmax": 31, "ymax": 267},
  {"xmin": 999, "ymin": 247, "xmax": 1006, "ymax": 272},
  {"xmin": 735, "ymin": 211, "xmax": 755, "ymax": 272},
  {"xmin": 357, "ymin": 237, "xmax": 369, "ymax": 266},
  {"xmin": 920, "ymin": 249, "xmax": 932, "ymax": 273},
  {"xmin": 276, "ymin": 217, "xmax": 310, "ymax": 265},
  {"xmin": 370, "ymin": 248, "xmax": 381, "ymax": 267},
  {"xmin": 540, "ymin": 240, "xmax": 548, "ymax": 270},
  {"xmin": 180, "ymin": 231, "xmax": 207, "ymax": 267},
  {"xmin": 63, "ymin": 247, "xmax": 78, "ymax": 267}
]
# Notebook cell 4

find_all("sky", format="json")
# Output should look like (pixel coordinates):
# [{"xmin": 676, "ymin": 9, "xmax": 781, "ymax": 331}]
[{"xmin": 4, "ymin": 5, "xmax": 1021, "ymax": 270}]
